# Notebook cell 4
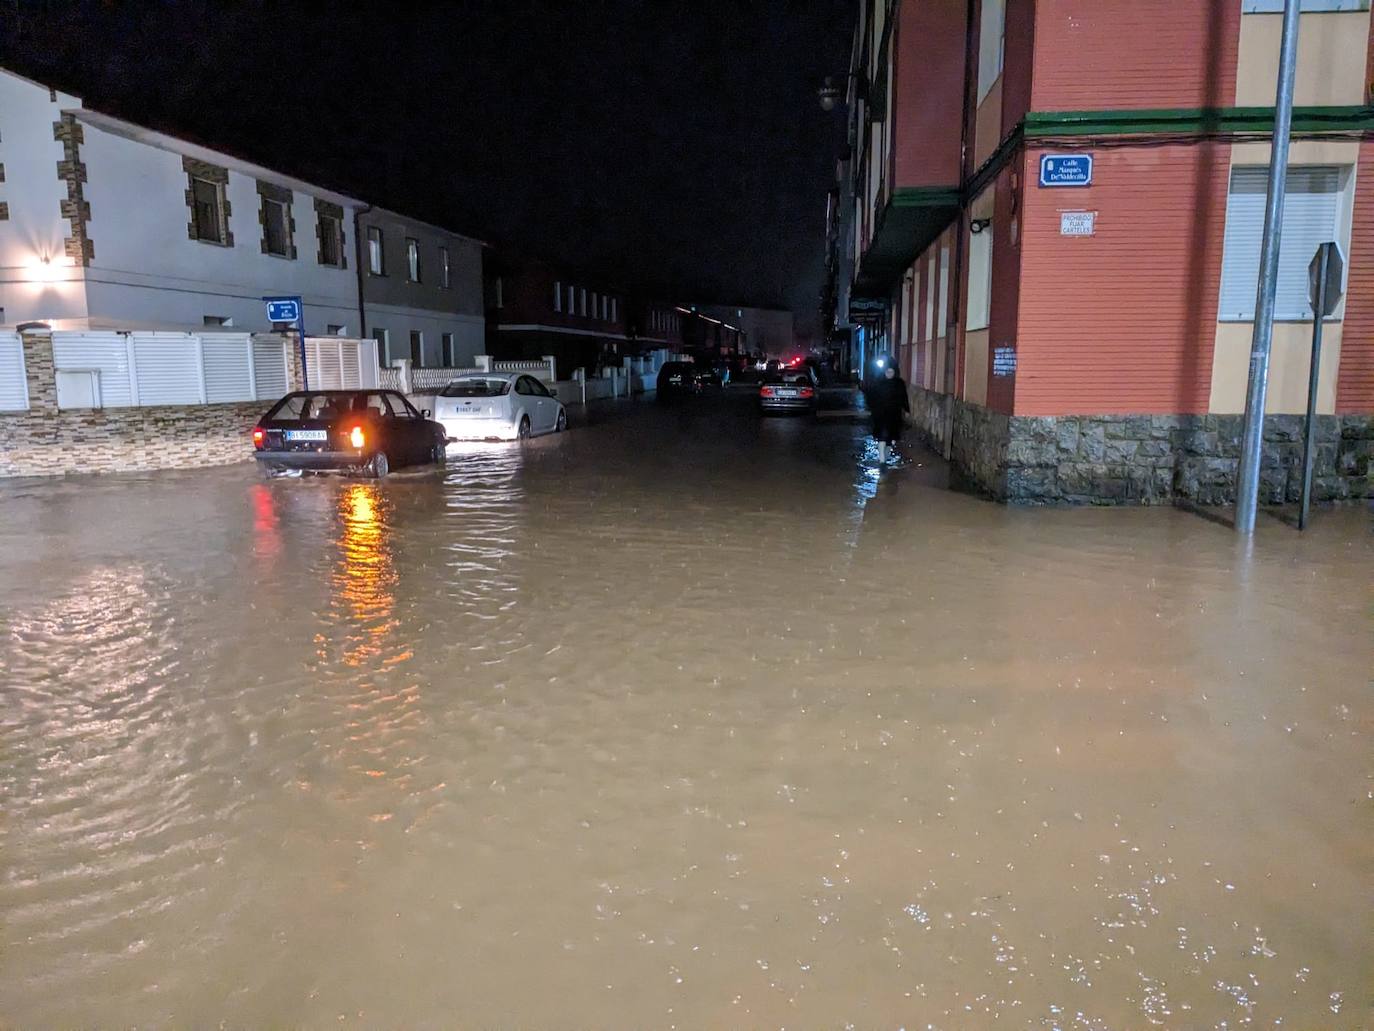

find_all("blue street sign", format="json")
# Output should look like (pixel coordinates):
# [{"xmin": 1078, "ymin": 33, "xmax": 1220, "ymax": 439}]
[
  {"xmin": 264, "ymin": 297, "xmax": 302, "ymax": 323},
  {"xmin": 1039, "ymin": 154, "xmax": 1093, "ymax": 187}
]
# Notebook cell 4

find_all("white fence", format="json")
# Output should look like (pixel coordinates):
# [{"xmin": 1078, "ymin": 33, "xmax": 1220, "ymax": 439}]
[
  {"xmin": 302, "ymin": 336, "xmax": 380, "ymax": 391},
  {"xmin": 0, "ymin": 333, "xmax": 29, "ymax": 411},
  {"xmin": 28, "ymin": 331, "xmax": 379, "ymax": 410},
  {"xmin": 48, "ymin": 331, "xmax": 291, "ymax": 410},
  {"xmin": 385, "ymin": 354, "xmax": 557, "ymax": 394}
]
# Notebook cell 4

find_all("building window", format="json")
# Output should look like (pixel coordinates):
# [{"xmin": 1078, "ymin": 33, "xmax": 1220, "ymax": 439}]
[
  {"xmin": 610, "ymin": 297, "xmax": 617, "ymax": 322},
  {"xmin": 495, "ymin": 277, "xmax": 504, "ymax": 308},
  {"xmin": 262, "ymin": 197, "xmax": 291, "ymax": 257},
  {"xmin": 317, "ymin": 209, "xmax": 344, "ymax": 267},
  {"xmin": 1219, "ymin": 165, "xmax": 1347, "ymax": 321},
  {"xmin": 315, "ymin": 201, "xmax": 346, "ymax": 268},
  {"xmin": 406, "ymin": 238, "xmax": 421, "ymax": 283},
  {"xmin": 327, "ymin": 324, "xmax": 346, "ymax": 335},
  {"xmin": 191, "ymin": 177, "xmax": 227, "ymax": 245},
  {"xmin": 554, "ymin": 280, "xmax": 562, "ymax": 312},
  {"xmin": 367, "ymin": 226, "xmax": 385, "ymax": 275},
  {"xmin": 203, "ymin": 315, "xmax": 232, "ymax": 327},
  {"xmin": 976, "ymin": 0, "xmax": 1005, "ymax": 103},
  {"xmin": 372, "ymin": 328, "xmax": 391, "ymax": 364},
  {"xmin": 965, "ymin": 228, "xmax": 991, "ymax": 332},
  {"xmin": 409, "ymin": 330, "xmax": 423, "ymax": 365},
  {"xmin": 591, "ymin": 292, "xmax": 599, "ymax": 320},
  {"xmin": 442, "ymin": 332, "xmax": 455, "ymax": 366},
  {"xmin": 441, "ymin": 246, "xmax": 451, "ymax": 288},
  {"xmin": 580, "ymin": 288, "xmax": 587, "ymax": 317},
  {"xmin": 567, "ymin": 284, "xmax": 575, "ymax": 313}
]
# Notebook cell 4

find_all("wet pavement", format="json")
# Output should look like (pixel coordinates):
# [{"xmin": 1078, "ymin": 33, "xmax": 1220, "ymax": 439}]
[{"xmin": 1, "ymin": 393, "xmax": 1370, "ymax": 1027}]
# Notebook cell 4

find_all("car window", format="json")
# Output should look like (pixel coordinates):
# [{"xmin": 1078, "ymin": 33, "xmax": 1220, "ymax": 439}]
[
  {"xmin": 530, "ymin": 379, "xmax": 553, "ymax": 397},
  {"xmin": 441, "ymin": 378, "xmax": 510, "ymax": 397},
  {"xmin": 310, "ymin": 395, "xmax": 351, "ymax": 420},
  {"xmin": 515, "ymin": 377, "xmax": 535, "ymax": 396},
  {"xmin": 384, "ymin": 391, "xmax": 418, "ymax": 418},
  {"xmin": 266, "ymin": 394, "xmax": 308, "ymax": 420},
  {"xmin": 353, "ymin": 393, "xmax": 390, "ymax": 417}
]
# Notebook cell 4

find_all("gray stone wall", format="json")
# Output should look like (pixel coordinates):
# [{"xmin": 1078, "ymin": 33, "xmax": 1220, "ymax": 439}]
[
  {"xmin": 1, "ymin": 332, "xmax": 269, "ymax": 478},
  {"xmin": 906, "ymin": 384, "xmax": 1374, "ymax": 505}
]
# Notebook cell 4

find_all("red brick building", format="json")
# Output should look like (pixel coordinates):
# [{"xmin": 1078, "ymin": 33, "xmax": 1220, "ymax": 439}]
[
  {"xmin": 830, "ymin": 0, "xmax": 1373, "ymax": 503},
  {"xmin": 483, "ymin": 255, "xmax": 687, "ymax": 377}
]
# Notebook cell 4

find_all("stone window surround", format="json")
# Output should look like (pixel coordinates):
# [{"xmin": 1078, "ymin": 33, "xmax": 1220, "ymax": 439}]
[
  {"xmin": 255, "ymin": 180, "xmax": 297, "ymax": 260},
  {"xmin": 183, "ymin": 156, "xmax": 233, "ymax": 247},
  {"xmin": 314, "ymin": 198, "xmax": 347, "ymax": 269}
]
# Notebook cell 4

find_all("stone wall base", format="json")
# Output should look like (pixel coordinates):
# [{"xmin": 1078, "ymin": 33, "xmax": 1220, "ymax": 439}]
[
  {"xmin": 907, "ymin": 385, "xmax": 1374, "ymax": 505},
  {"xmin": 2, "ymin": 331, "xmax": 272, "ymax": 478},
  {"xmin": 2, "ymin": 401, "xmax": 265, "ymax": 477}
]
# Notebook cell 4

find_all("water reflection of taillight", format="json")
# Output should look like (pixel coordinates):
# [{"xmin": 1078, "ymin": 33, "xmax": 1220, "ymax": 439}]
[
  {"xmin": 252, "ymin": 427, "xmax": 265, "ymax": 448},
  {"xmin": 349, "ymin": 425, "xmax": 365, "ymax": 449}
]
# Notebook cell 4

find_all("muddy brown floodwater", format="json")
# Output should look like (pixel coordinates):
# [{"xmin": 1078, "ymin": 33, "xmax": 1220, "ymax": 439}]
[{"xmin": 1, "ymin": 394, "xmax": 1370, "ymax": 1028}]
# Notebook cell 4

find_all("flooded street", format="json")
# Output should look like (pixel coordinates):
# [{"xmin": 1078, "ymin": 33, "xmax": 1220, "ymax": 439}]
[{"xmin": 1, "ymin": 394, "xmax": 1370, "ymax": 1028}]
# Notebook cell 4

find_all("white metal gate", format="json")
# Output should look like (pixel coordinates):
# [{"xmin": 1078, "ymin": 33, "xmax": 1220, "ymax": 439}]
[{"xmin": 302, "ymin": 337, "xmax": 380, "ymax": 390}]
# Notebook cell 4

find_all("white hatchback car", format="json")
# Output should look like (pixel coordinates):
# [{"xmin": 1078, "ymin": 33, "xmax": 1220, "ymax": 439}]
[{"xmin": 433, "ymin": 372, "xmax": 567, "ymax": 441}]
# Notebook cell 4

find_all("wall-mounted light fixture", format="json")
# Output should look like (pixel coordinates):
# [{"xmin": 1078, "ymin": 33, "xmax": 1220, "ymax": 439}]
[{"xmin": 971, "ymin": 218, "xmax": 993, "ymax": 235}]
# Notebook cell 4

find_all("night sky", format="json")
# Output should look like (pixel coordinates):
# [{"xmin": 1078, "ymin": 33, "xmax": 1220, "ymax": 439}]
[{"xmin": 1, "ymin": 1, "xmax": 854, "ymax": 337}]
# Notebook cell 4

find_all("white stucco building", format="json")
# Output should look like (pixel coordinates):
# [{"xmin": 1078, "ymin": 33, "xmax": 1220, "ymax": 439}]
[{"xmin": 0, "ymin": 67, "xmax": 486, "ymax": 356}]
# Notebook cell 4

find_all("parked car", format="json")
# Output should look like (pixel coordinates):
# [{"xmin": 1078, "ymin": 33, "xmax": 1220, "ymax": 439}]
[
  {"xmin": 433, "ymin": 372, "xmax": 567, "ymax": 441},
  {"xmin": 694, "ymin": 363, "xmax": 724, "ymax": 388},
  {"xmin": 253, "ymin": 389, "xmax": 447, "ymax": 477},
  {"xmin": 758, "ymin": 371, "xmax": 817, "ymax": 415},
  {"xmin": 657, "ymin": 361, "xmax": 702, "ymax": 399}
]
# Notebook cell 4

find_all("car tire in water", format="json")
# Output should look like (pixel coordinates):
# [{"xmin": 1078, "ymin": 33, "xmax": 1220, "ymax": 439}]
[
  {"xmin": 431, "ymin": 441, "xmax": 447, "ymax": 466},
  {"xmin": 517, "ymin": 416, "xmax": 532, "ymax": 440},
  {"xmin": 555, "ymin": 409, "xmax": 567, "ymax": 432},
  {"xmin": 368, "ymin": 451, "xmax": 390, "ymax": 479}
]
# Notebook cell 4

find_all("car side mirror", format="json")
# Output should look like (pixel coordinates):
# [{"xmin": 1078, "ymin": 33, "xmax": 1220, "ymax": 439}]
[{"xmin": 422, "ymin": 409, "xmax": 432, "ymax": 419}]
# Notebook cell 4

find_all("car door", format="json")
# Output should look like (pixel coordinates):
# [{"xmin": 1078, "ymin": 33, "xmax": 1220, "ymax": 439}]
[
  {"xmin": 514, "ymin": 376, "xmax": 541, "ymax": 432},
  {"xmin": 382, "ymin": 391, "xmax": 427, "ymax": 464},
  {"xmin": 529, "ymin": 377, "xmax": 557, "ymax": 431}
]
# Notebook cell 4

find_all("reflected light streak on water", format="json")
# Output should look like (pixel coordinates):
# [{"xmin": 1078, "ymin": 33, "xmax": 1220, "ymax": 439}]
[{"xmin": 0, "ymin": 397, "xmax": 1369, "ymax": 1027}]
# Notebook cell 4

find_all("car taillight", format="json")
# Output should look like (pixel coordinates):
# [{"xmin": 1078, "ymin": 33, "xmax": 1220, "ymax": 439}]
[
  {"xmin": 761, "ymin": 386, "xmax": 775, "ymax": 397},
  {"xmin": 349, "ymin": 425, "xmax": 365, "ymax": 449},
  {"xmin": 252, "ymin": 427, "xmax": 264, "ymax": 448},
  {"xmin": 799, "ymin": 387, "xmax": 815, "ymax": 398}
]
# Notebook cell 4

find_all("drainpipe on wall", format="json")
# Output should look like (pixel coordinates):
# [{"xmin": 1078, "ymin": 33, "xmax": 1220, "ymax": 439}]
[
  {"xmin": 943, "ymin": 0, "xmax": 979, "ymax": 462},
  {"xmin": 353, "ymin": 203, "xmax": 373, "ymax": 347}
]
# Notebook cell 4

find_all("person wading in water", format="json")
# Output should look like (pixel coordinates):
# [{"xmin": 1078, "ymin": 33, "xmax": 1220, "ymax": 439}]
[{"xmin": 868, "ymin": 362, "xmax": 910, "ymax": 465}]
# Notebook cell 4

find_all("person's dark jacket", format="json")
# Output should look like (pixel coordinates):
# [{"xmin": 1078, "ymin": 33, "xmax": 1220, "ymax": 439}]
[
  {"xmin": 868, "ymin": 374, "xmax": 911, "ymax": 442},
  {"xmin": 869, "ymin": 375, "xmax": 910, "ymax": 420}
]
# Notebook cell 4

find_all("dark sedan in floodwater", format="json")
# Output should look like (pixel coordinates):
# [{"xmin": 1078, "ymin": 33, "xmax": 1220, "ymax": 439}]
[{"xmin": 252, "ymin": 389, "xmax": 448, "ymax": 477}]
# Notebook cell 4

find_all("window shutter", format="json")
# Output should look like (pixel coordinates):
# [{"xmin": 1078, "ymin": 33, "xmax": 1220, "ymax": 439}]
[
  {"xmin": 201, "ymin": 333, "xmax": 254, "ymax": 402},
  {"xmin": 252, "ymin": 336, "xmax": 288, "ymax": 399},
  {"xmin": 51, "ymin": 333, "xmax": 134, "ymax": 407},
  {"xmin": 0, "ymin": 333, "xmax": 28, "ymax": 411},
  {"xmin": 132, "ymin": 333, "xmax": 202, "ymax": 405},
  {"xmin": 1219, "ymin": 166, "xmax": 1342, "ymax": 321}
]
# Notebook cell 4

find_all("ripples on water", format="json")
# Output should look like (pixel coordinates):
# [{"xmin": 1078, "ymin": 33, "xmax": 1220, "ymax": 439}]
[{"xmin": 0, "ymin": 400, "xmax": 1370, "ymax": 1026}]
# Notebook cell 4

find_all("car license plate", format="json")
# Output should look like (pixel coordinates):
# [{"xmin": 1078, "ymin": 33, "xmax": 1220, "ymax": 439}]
[
  {"xmin": 285, "ymin": 429, "xmax": 328, "ymax": 441},
  {"xmin": 778, "ymin": 388, "xmax": 797, "ymax": 397}
]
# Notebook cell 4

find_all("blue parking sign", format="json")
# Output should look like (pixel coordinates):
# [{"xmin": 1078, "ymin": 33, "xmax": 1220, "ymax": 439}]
[
  {"xmin": 1039, "ymin": 154, "xmax": 1093, "ymax": 187},
  {"xmin": 264, "ymin": 297, "xmax": 302, "ymax": 323}
]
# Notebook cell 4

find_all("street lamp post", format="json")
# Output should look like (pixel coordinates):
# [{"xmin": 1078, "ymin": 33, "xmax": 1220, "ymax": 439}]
[{"xmin": 1235, "ymin": 0, "xmax": 1302, "ymax": 535}]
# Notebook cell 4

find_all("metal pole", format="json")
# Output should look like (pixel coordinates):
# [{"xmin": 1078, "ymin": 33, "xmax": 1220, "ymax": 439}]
[
  {"xmin": 1298, "ymin": 246, "xmax": 1329, "ymax": 530},
  {"xmin": 1235, "ymin": 0, "xmax": 1302, "ymax": 534},
  {"xmin": 295, "ymin": 296, "xmax": 308, "ymax": 390}
]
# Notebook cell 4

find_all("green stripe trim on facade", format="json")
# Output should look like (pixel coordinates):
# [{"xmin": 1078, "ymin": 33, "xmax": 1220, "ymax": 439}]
[{"xmin": 1025, "ymin": 106, "xmax": 1374, "ymax": 137}]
